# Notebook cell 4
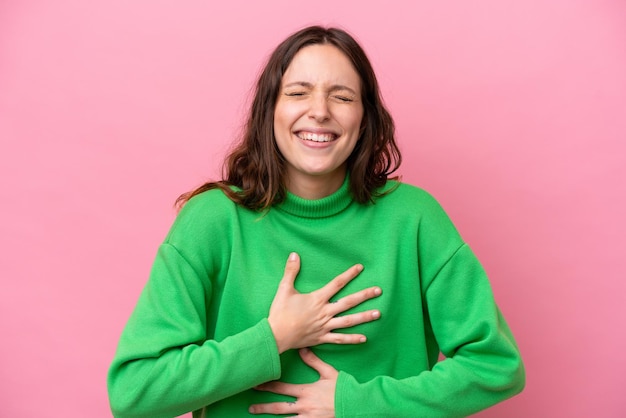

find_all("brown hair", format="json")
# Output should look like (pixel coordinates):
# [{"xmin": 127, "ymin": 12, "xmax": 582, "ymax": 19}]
[{"xmin": 176, "ymin": 25, "xmax": 401, "ymax": 210}]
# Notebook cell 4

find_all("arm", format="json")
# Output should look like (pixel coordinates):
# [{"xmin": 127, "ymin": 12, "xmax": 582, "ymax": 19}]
[
  {"xmin": 108, "ymin": 246, "xmax": 381, "ymax": 417},
  {"xmin": 335, "ymin": 243, "xmax": 525, "ymax": 417},
  {"xmin": 252, "ymin": 246, "xmax": 525, "ymax": 418},
  {"xmin": 107, "ymin": 243, "xmax": 282, "ymax": 418},
  {"xmin": 250, "ymin": 190, "xmax": 525, "ymax": 417}
]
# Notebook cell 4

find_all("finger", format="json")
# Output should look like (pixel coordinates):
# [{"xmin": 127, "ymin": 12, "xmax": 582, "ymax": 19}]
[
  {"xmin": 255, "ymin": 381, "xmax": 303, "ymax": 398},
  {"xmin": 249, "ymin": 400, "xmax": 298, "ymax": 415},
  {"xmin": 329, "ymin": 286, "xmax": 382, "ymax": 315},
  {"xmin": 299, "ymin": 348, "xmax": 337, "ymax": 378},
  {"xmin": 318, "ymin": 264, "xmax": 363, "ymax": 300},
  {"xmin": 319, "ymin": 331, "xmax": 368, "ymax": 345},
  {"xmin": 278, "ymin": 252, "xmax": 300, "ymax": 289},
  {"xmin": 327, "ymin": 309, "xmax": 381, "ymax": 330}
]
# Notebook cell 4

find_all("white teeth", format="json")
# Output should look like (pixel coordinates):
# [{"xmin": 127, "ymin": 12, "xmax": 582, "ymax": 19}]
[{"xmin": 297, "ymin": 132, "xmax": 336, "ymax": 142}]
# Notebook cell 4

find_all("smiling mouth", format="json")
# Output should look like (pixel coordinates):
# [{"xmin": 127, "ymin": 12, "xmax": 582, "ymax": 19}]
[{"xmin": 296, "ymin": 131, "xmax": 338, "ymax": 143}]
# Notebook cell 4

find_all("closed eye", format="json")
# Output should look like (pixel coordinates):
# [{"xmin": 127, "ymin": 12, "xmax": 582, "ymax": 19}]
[{"xmin": 334, "ymin": 95, "xmax": 353, "ymax": 102}]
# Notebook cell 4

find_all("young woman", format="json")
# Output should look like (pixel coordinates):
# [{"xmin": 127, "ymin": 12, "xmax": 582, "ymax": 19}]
[{"xmin": 108, "ymin": 26, "xmax": 525, "ymax": 418}]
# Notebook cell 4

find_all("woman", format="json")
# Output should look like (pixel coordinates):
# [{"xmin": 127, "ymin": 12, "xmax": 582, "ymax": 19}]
[{"xmin": 108, "ymin": 26, "xmax": 525, "ymax": 417}]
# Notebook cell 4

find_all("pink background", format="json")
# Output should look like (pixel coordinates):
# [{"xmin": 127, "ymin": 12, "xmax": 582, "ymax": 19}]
[{"xmin": 1, "ymin": 0, "xmax": 625, "ymax": 416}]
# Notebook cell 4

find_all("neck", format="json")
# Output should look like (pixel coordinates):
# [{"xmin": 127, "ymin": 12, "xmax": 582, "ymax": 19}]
[{"xmin": 285, "ymin": 168, "xmax": 347, "ymax": 200}]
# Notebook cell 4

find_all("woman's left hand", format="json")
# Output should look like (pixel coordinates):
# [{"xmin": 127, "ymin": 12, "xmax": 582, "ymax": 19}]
[{"xmin": 249, "ymin": 348, "xmax": 338, "ymax": 417}]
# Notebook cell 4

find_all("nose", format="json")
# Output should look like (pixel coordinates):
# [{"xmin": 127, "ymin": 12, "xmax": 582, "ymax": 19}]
[{"xmin": 307, "ymin": 93, "xmax": 330, "ymax": 122}]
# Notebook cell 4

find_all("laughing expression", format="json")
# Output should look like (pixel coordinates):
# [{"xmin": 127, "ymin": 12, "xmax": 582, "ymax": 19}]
[{"xmin": 273, "ymin": 44, "xmax": 364, "ymax": 199}]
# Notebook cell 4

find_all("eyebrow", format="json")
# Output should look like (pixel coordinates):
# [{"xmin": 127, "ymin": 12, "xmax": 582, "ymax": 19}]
[{"xmin": 282, "ymin": 81, "xmax": 358, "ymax": 96}]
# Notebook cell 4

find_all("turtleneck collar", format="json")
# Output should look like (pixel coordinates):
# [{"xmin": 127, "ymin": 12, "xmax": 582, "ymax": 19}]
[{"xmin": 275, "ymin": 175, "xmax": 354, "ymax": 219}]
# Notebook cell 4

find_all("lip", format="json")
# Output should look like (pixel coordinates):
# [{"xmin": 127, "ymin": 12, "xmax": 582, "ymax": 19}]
[{"xmin": 294, "ymin": 128, "xmax": 340, "ymax": 147}]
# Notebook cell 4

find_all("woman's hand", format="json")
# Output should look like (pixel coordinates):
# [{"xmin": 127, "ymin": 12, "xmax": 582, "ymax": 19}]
[
  {"xmin": 249, "ymin": 348, "xmax": 338, "ymax": 417},
  {"xmin": 268, "ymin": 252, "xmax": 381, "ymax": 354}
]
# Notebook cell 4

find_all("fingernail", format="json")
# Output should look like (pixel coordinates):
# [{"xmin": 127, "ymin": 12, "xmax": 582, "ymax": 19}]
[
  {"xmin": 372, "ymin": 310, "xmax": 380, "ymax": 319},
  {"xmin": 356, "ymin": 264, "xmax": 364, "ymax": 272},
  {"xmin": 360, "ymin": 336, "xmax": 367, "ymax": 343},
  {"xmin": 374, "ymin": 287, "xmax": 382, "ymax": 296},
  {"xmin": 301, "ymin": 347, "xmax": 309, "ymax": 354},
  {"xmin": 289, "ymin": 252, "xmax": 297, "ymax": 261}
]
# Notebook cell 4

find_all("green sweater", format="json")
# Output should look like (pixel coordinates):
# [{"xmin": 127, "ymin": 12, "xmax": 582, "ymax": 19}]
[{"xmin": 108, "ymin": 179, "xmax": 525, "ymax": 417}]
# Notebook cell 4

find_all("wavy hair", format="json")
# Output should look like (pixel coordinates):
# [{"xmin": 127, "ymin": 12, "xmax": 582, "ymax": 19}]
[{"xmin": 177, "ymin": 26, "xmax": 401, "ymax": 210}]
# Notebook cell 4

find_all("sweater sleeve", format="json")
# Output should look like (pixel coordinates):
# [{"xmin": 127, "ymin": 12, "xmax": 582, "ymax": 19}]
[
  {"xmin": 107, "ymin": 206, "xmax": 281, "ymax": 417},
  {"xmin": 335, "ymin": 192, "xmax": 525, "ymax": 417}
]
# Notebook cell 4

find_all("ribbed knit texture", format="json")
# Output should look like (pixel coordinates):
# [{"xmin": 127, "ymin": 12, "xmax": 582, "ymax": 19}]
[{"xmin": 108, "ymin": 177, "xmax": 524, "ymax": 417}]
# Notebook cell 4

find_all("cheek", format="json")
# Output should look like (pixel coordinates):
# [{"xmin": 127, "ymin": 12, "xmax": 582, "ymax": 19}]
[
  {"xmin": 347, "ymin": 113, "xmax": 364, "ymax": 137},
  {"xmin": 273, "ymin": 107, "xmax": 290, "ymax": 144},
  {"xmin": 340, "ymin": 105, "xmax": 364, "ymax": 132},
  {"xmin": 274, "ymin": 101, "xmax": 303, "ymax": 127},
  {"xmin": 273, "ymin": 105, "xmax": 284, "ymax": 130},
  {"xmin": 273, "ymin": 108, "xmax": 291, "ymax": 152}
]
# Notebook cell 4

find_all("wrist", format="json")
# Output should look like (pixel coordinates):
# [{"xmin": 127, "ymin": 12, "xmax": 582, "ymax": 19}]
[{"xmin": 268, "ymin": 317, "xmax": 289, "ymax": 354}]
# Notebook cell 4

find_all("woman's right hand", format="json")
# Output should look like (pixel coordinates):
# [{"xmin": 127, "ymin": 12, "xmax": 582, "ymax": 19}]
[{"xmin": 268, "ymin": 252, "xmax": 382, "ymax": 354}]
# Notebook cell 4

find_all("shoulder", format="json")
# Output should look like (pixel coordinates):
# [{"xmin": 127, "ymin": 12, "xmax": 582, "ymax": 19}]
[
  {"xmin": 374, "ymin": 180, "xmax": 462, "ymax": 239},
  {"xmin": 380, "ymin": 180, "xmax": 466, "ymax": 263},
  {"xmin": 375, "ymin": 180, "xmax": 448, "ymax": 218},
  {"xmin": 164, "ymin": 188, "xmax": 243, "ymax": 247},
  {"xmin": 180, "ymin": 187, "xmax": 239, "ymax": 216},
  {"xmin": 386, "ymin": 181, "xmax": 435, "ymax": 200}
]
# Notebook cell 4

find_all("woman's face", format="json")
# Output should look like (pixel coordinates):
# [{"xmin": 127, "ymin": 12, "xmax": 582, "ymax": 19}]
[{"xmin": 273, "ymin": 44, "xmax": 364, "ymax": 199}]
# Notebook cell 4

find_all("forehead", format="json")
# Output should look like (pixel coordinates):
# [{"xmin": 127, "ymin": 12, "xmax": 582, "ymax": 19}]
[{"xmin": 282, "ymin": 44, "xmax": 361, "ymax": 89}]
